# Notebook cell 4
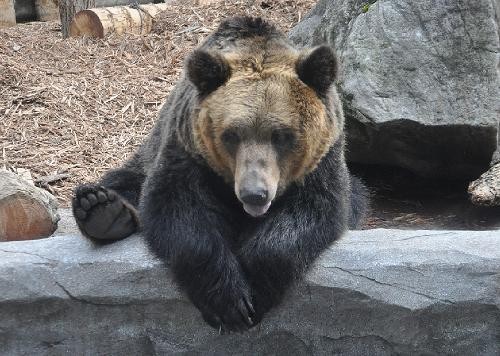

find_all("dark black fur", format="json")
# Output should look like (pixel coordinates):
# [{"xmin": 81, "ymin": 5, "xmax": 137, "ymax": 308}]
[
  {"xmin": 187, "ymin": 51, "xmax": 231, "ymax": 96},
  {"xmin": 72, "ymin": 16, "xmax": 368, "ymax": 331},
  {"xmin": 296, "ymin": 45, "xmax": 338, "ymax": 97}
]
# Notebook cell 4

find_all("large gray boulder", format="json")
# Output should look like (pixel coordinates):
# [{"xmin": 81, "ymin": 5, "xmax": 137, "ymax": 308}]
[
  {"xmin": 0, "ymin": 229, "xmax": 498, "ymax": 355},
  {"xmin": 290, "ymin": 0, "xmax": 500, "ymax": 179}
]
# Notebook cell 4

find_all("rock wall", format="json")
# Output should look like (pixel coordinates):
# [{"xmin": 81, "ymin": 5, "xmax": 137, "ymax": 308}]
[
  {"xmin": 290, "ymin": 0, "xmax": 500, "ymax": 179},
  {"xmin": 1, "ymin": 229, "xmax": 498, "ymax": 355}
]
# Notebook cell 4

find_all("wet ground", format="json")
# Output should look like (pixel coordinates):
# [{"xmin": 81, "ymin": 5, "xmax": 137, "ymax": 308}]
[{"xmin": 352, "ymin": 164, "xmax": 500, "ymax": 230}]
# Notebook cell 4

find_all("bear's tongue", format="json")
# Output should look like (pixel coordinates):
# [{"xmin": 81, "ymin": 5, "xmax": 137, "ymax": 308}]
[{"xmin": 243, "ymin": 201, "xmax": 271, "ymax": 217}]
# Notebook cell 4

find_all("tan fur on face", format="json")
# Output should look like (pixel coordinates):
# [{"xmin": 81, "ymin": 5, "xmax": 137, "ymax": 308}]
[{"xmin": 193, "ymin": 43, "xmax": 339, "ymax": 193}]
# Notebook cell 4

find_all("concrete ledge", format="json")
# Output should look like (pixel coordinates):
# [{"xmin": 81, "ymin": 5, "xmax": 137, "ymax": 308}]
[{"xmin": 0, "ymin": 229, "xmax": 499, "ymax": 355}]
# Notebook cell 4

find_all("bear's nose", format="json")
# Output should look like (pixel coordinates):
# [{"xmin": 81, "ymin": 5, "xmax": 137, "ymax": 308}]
[{"xmin": 240, "ymin": 188, "xmax": 268, "ymax": 206}]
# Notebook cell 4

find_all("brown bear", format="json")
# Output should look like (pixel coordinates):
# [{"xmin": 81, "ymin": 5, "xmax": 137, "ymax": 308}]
[{"xmin": 72, "ymin": 17, "xmax": 368, "ymax": 332}]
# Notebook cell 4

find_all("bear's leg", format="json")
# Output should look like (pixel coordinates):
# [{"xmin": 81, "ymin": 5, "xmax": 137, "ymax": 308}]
[
  {"xmin": 72, "ymin": 166, "xmax": 145, "ymax": 241},
  {"xmin": 140, "ymin": 145, "xmax": 254, "ymax": 332},
  {"xmin": 348, "ymin": 174, "xmax": 370, "ymax": 229}
]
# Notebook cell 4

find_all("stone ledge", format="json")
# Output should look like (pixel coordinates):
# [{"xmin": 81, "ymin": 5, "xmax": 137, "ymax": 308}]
[{"xmin": 0, "ymin": 229, "xmax": 498, "ymax": 355}]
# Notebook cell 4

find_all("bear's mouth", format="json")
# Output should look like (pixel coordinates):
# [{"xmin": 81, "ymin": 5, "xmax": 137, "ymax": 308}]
[{"xmin": 243, "ymin": 201, "xmax": 271, "ymax": 217}]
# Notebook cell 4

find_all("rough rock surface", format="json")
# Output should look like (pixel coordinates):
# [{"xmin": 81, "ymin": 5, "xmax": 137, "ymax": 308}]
[
  {"xmin": 290, "ymin": 0, "xmax": 500, "ymax": 179},
  {"xmin": 469, "ymin": 161, "xmax": 500, "ymax": 206},
  {"xmin": 0, "ymin": 170, "xmax": 59, "ymax": 241},
  {"xmin": 0, "ymin": 229, "xmax": 498, "ymax": 355}
]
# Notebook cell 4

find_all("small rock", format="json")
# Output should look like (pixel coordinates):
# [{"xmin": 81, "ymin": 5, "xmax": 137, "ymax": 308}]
[{"xmin": 469, "ymin": 162, "xmax": 500, "ymax": 206}]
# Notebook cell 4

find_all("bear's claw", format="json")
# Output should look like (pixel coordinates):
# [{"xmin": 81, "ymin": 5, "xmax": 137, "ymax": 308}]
[{"xmin": 199, "ymin": 288, "xmax": 255, "ymax": 332}]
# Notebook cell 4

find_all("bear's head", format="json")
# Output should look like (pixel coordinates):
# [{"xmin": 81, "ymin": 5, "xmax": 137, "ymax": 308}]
[{"xmin": 187, "ymin": 36, "xmax": 341, "ymax": 217}]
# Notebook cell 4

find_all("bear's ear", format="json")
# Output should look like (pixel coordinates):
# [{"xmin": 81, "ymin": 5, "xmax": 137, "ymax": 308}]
[
  {"xmin": 296, "ymin": 45, "xmax": 338, "ymax": 96},
  {"xmin": 186, "ymin": 50, "xmax": 231, "ymax": 96}
]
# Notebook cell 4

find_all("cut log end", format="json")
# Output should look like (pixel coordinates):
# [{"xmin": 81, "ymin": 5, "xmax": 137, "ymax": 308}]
[
  {"xmin": 0, "ymin": 0, "xmax": 16, "ymax": 28},
  {"xmin": 0, "ymin": 195, "xmax": 59, "ymax": 241},
  {"xmin": 468, "ymin": 162, "xmax": 500, "ymax": 207},
  {"xmin": 70, "ymin": 10, "xmax": 104, "ymax": 38},
  {"xmin": 0, "ymin": 170, "xmax": 60, "ymax": 242}
]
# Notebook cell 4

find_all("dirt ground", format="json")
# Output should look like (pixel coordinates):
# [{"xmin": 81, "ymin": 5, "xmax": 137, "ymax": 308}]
[
  {"xmin": 0, "ymin": 0, "xmax": 315, "ymax": 205},
  {"xmin": 352, "ymin": 164, "xmax": 500, "ymax": 230}
]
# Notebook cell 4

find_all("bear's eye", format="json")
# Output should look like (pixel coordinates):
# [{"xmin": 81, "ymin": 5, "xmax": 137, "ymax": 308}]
[
  {"xmin": 221, "ymin": 129, "xmax": 240, "ymax": 148},
  {"xmin": 272, "ymin": 129, "xmax": 296, "ymax": 151}
]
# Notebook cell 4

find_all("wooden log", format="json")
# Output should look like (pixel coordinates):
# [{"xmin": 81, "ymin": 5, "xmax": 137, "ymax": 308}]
[
  {"xmin": 59, "ymin": 0, "xmax": 95, "ymax": 38},
  {"xmin": 69, "ymin": 3, "xmax": 169, "ymax": 38},
  {"xmin": 0, "ymin": 171, "xmax": 60, "ymax": 242},
  {"xmin": 35, "ymin": 0, "xmax": 60, "ymax": 21},
  {"xmin": 14, "ymin": 0, "xmax": 156, "ymax": 26},
  {"xmin": 468, "ymin": 162, "xmax": 500, "ymax": 207},
  {"xmin": 0, "ymin": 0, "xmax": 16, "ymax": 28}
]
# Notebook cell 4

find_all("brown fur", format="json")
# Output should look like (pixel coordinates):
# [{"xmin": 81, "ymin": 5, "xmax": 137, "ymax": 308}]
[{"xmin": 193, "ymin": 43, "xmax": 339, "ymax": 194}]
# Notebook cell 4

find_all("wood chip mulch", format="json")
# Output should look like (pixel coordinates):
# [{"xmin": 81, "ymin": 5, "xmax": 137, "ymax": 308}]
[{"xmin": 0, "ymin": 0, "xmax": 315, "ymax": 206}]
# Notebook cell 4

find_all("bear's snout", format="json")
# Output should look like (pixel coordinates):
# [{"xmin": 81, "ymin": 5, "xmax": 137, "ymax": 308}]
[
  {"xmin": 239, "ymin": 181, "xmax": 272, "ymax": 217},
  {"xmin": 234, "ymin": 142, "xmax": 279, "ymax": 217}
]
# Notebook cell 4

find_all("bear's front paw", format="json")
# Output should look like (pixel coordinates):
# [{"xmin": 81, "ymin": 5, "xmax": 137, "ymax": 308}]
[
  {"xmin": 72, "ymin": 184, "xmax": 139, "ymax": 241},
  {"xmin": 197, "ymin": 279, "xmax": 255, "ymax": 333}
]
